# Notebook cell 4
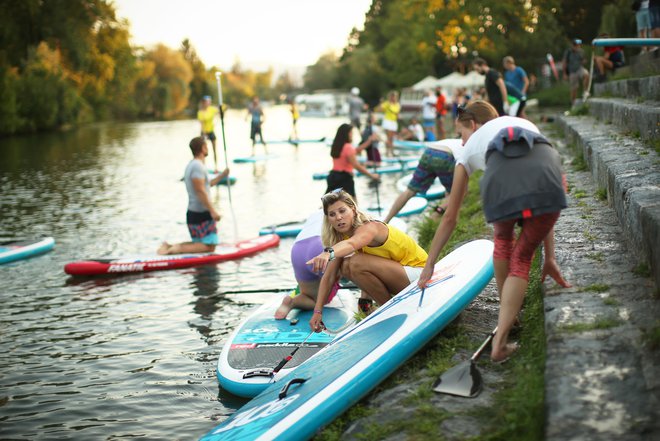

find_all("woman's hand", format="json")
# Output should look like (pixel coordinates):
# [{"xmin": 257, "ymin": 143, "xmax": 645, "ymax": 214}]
[
  {"xmin": 309, "ymin": 311, "xmax": 324, "ymax": 333},
  {"xmin": 306, "ymin": 252, "xmax": 331, "ymax": 274},
  {"xmin": 417, "ymin": 264, "xmax": 433, "ymax": 289},
  {"xmin": 542, "ymin": 258, "xmax": 571, "ymax": 288}
]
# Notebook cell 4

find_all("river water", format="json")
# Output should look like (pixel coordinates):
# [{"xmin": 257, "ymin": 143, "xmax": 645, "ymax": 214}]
[{"xmin": 0, "ymin": 106, "xmax": 413, "ymax": 440}]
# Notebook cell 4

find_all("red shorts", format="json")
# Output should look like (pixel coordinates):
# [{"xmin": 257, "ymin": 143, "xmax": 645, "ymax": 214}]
[{"xmin": 493, "ymin": 212, "xmax": 560, "ymax": 280}]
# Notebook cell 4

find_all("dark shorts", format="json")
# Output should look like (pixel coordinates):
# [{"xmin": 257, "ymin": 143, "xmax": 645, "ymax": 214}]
[
  {"xmin": 408, "ymin": 148, "xmax": 455, "ymax": 194},
  {"xmin": 203, "ymin": 131, "xmax": 216, "ymax": 142},
  {"xmin": 186, "ymin": 210, "xmax": 218, "ymax": 245},
  {"xmin": 326, "ymin": 171, "xmax": 355, "ymax": 199},
  {"xmin": 250, "ymin": 122, "xmax": 263, "ymax": 141}
]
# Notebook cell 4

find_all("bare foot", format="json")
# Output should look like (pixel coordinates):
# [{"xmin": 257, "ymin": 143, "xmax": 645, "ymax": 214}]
[
  {"xmin": 491, "ymin": 342, "xmax": 519, "ymax": 363},
  {"xmin": 274, "ymin": 296, "xmax": 294, "ymax": 320},
  {"xmin": 157, "ymin": 242, "xmax": 171, "ymax": 255}
]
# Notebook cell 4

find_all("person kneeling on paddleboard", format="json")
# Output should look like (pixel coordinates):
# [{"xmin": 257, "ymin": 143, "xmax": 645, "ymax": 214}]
[
  {"xmin": 274, "ymin": 210, "xmax": 341, "ymax": 320},
  {"xmin": 308, "ymin": 189, "xmax": 428, "ymax": 332},
  {"xmin": 417, "ymin": 100, "xmax": 571, "ymax": 363},
  {"xmin": 158, "ymin": 136, "xmax": 229, "ymax": 255}
]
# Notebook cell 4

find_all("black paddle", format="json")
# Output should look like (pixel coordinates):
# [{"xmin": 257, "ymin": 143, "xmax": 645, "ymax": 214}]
[
  {"xmin": 432, "ymin": 327, "xmax": 497, "ymax": 398},
  {"xmin": 220, "ymin": 282, "xmax": 358, "ymax": 295},
  {"xmin": 270, "ymin": 331, "xmax": 315, "ymax": 378},
  {"xmin": 215, "ymin": 71, "xmax": 238, "ymax": 240}
]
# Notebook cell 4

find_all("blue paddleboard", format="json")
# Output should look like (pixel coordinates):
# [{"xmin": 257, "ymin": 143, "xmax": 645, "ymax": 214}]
[
  {"xmin": 312, "ymin": 162, "xmax": 416, "ymax": 180},
  {"xmin": 259, "ymin": 215, "xmax": 408, "ymax": 238},
  {"xmin": 393, "ymin": 139, "xmax": 429, "ymax": 150},
  {"xmin": 397, "ymin": 173, "xmax": 447, "ymax": 200},
  {"xmin": 265, "ymin": 137, "xmax": 326, "ymax": 145},
  {"xmin": 200, "ymin": 239, "xmax": 494, "ymax": 441},
  {"xmin": 217, "ymin": 290, "xmax": 357, "ymax": 398},
  {"xmin": 233, "ymin": 154, "xmax": 279, "ymax": 163},
  {"xmin": 366, "ymin": 196, "xmax": 428, "ymax": 218},
  {"xmin": 358, "ymin": 155, "xmax": 419, "ymax": 165},
  {"xmin": 0, "ymin": 237, "xmax": 55, "ymax": 264}
]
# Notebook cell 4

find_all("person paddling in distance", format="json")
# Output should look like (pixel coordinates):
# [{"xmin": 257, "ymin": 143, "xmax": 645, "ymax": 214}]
[
  {"xmin": 416, "ymin": 100, "xmax": 571, "ymax": 363},
  {"xmin": 325, "ymin": 123, "xmax": 380, "ymax": 203},
  {"xmin": 158, "ymin": 136, "xmax": 229, "ymax": 255},
  {"xmin": 308, "ymin": 189, "xmax": 428, "ymax": 332}
]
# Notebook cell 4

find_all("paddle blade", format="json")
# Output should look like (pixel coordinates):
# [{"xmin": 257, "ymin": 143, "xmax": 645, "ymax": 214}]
[{"xmin": 432, "ymin": 361, "xmax": 483, "ymax": 398}]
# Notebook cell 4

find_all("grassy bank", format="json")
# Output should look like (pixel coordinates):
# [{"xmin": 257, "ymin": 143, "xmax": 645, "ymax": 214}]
[{"xmin": 314, "ymin": 170, "xmax": 548, "ymax": 440}]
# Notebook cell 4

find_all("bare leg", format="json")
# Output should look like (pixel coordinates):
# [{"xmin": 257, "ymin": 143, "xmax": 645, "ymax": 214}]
[
  {"xmin": 340, "ymin": 253, "xmax": 410, "ymax": 305},
  {"xmin": 275, "ymin": 280, "xmax": 319, "ymax": 319},
  {"xmin": 384, "ymin": 188, "xmax": 415, "ymax": 223},
  {"xmin": 158, "ymin": 242, "xmax": 215, "ymax": 255},
  {"xmin": 386, "ymin": 131, "xmax": 395, "ymax": 157},
  {"xmin": 491, "ymin": 275, "xmax": 527, "ymax": 362}
]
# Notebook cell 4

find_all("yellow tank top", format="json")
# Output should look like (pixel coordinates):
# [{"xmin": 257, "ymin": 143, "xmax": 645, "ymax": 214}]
[
  {"xmin": 197, "ymin": 106, "xmax": 219, "ymax": 133},
  {"xmin": 382, "ymin": 101, "xmax": 401, "ymax": 122},
  {"xmin": 361, "ymin": 222, "xmax": 427, "ymax": 267}
]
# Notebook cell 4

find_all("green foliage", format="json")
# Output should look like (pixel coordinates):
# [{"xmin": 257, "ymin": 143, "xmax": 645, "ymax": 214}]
[
  {"xmin": 584, "ymin": 283, "xmax": 610, "ymax": 293},
  {"xmin": 632, "ymin": 263, "xmax": 651, "ymax": 278},
  {"xmin": 530, "ymin": 82, "xmax": 571, "ymax": 107},
  {"xmin": 595, "ymin": 188, "xmax": 607, "ymax": 201},
  {"xmin": 642, "ymin": 321, "xmax": 660, "ymax": 350},
  {"xmin": 560, "ymin": 317, "xmax": 621, "ymax": 332}
]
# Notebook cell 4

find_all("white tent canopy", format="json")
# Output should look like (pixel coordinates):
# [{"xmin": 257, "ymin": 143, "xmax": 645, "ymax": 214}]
[{"xmin": 409, "ymin": 71, "xmax": 485, "ymax": 95}]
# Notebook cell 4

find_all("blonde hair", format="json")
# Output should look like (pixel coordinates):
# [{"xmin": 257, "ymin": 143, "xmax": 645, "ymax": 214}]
[
  {"xmin": 456, "ymin": 100, "xmax": 498, "ymax": 127},
  {"xmin": 320, "ymin": 190, "xmax": 372, "ymax": 247}
]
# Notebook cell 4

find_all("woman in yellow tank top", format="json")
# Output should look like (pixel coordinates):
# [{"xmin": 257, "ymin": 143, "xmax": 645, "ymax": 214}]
[{"xmin": 307, "ymin": 189, "xmax": 427, "ymax": 332}]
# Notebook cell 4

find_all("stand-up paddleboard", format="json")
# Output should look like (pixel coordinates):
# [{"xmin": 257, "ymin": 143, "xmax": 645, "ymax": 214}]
[
  {"xmin": 199, "ymin": 239, "xmax": 494, "ymax": 441},
  {"xmin": 393, "ymin": 139, "xmax": 428, "ymax": 150},
  {"xmin": 64, "ymin": 235, "xmax": 280, "ymax": 276},
  {"xmin": 358, "ymin": 155, "xmax": 419, "ymax": 165},
  {"xmin": 217, "ymin": 290, "xmax": 358, "ymax": 398},
  {"xmin": 211, "ymin": 174, "xmax": 237, "ymax": 186},
  {"xmin": 0, "ymin": 237, "xmax": 55, "ymax": 264},
  {"xmin": 233, "ymin": 154, "xmax": 279, "ymax": 163},
  {"xmin": 366, "ymin": 196, "xmax": 428, "ymax": 218},
  {"xmin": 259, "ymin": 216, "xmax": 408, "ymax": 238},
  {"xmin": 259, "ymin": 220, "xmax": 307, "ymax": 238},
  {"xmin": 265, "ymin": 137, "xmax": 326, "ymax": 145},
  {"xmin": 312, "ymin": 162, "xmax": 416, "ymax": 180},
  {"xmin": 396, "ymin": 174, "xmax": 447, "ymax": 200}
]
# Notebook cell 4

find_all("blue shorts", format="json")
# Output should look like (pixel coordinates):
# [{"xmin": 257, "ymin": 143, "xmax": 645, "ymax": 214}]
[
  {"xmin": 186, "ymin": 211, "xmax": 219, "ymax": 245},
  {"xmin": 408, "ymin": 148, "xmax": 455, "ymax": 194},
  {"xmin": 291, "ymin": 236, "xmax": 323, "ymax": 282},
  {"xmin": 650, "ymin": 6, "xmax": 660, "ymax": 29}
]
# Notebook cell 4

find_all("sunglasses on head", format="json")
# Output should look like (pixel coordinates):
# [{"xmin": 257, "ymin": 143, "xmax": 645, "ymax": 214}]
[
  {"xmin": 456, "ymin": 104, "xmax": 476, "ymax": 120},
  {"xmin": 321, "ymin": 187, "xmax": 343, "ymax": 202}
]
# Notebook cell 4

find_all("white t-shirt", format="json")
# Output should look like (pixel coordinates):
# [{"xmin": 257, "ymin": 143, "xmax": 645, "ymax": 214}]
[
  {"xmin": 426, "ymin": 137, "xmax": 462, "ymax": 155},
  {"xmin": 421, "ymin": 95, "xmax": 437, "ymax": 120},
  {"xmin": 295, "ymin": 209, "xmax": 324, "ymax": 242},
  {"xmin": 457, "ymin": 116, "xmax": 539, "ymax": 176},
  {"xmin": 410, "ymin": 123, "xmax": 425, "ymax": 141}
]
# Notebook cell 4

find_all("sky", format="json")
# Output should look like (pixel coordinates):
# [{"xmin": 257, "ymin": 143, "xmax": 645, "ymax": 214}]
[{"xmin": 112, "ymin": 0, "xmax": 373, "ymax": 74}]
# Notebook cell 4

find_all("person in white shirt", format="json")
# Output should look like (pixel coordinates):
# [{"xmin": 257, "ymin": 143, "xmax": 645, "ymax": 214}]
[
  {"xmin": 383, "ymin": 138, "xmax": 462, "ymax": 223},
  {"xmin": 417, "ymin": 100, "xmax": 571, "ymax": 363},
  {"xmin": 399, "ymin": 117, "xmax": 425, "ymax": 142},
  {"xmin": 421, "ymin": 89, "xmax": 437, "ymax": 140}
]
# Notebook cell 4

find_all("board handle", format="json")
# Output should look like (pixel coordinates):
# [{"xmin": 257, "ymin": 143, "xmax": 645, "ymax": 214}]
[
  {"xmin": 243, "ymin": 369, "xmax": 274, "ymax": 379},
  {"xmin": 278, "ymin": 377, "xmax": 307, "ymax": 400}
]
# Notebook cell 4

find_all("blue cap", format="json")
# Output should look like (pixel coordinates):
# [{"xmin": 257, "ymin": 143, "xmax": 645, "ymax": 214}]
[
  {"xmin": 573, "ymin": 39, "xmax": 582, "ymax": 45},
  {"xmin": 203, "ymin": 95, "xmax": 212, "ymax": 100}
]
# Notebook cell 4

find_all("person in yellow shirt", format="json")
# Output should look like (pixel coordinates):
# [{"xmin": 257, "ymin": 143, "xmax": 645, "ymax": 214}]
[
  {"xmin": 377, "ymin": 91, "xmax": 401, "ymax": 157},
  {"xmin": 307, "ymin": 189, "xmax": 428, "ymax": 330},
  {"xmin": 289, "ymin": 97, "xmax": 300, "ymax": 141},
  {"xmin": 197, "ymin": 96, "xmax": 219, "ymax": 170}
]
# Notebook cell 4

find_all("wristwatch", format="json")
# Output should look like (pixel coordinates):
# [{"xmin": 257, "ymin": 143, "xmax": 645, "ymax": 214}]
[{"xmin": 323, "ymin": 247, "xmax": 335, "ymax": 261}]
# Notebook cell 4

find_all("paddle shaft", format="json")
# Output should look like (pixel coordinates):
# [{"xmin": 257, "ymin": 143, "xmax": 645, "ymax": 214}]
[
  {"xmin": 470, "ymin": 327, "xmax": 498, "ymax": 363},
  {"xmin": 215, "ymin": 72, "xmax": 238, "ymax": 240},
  {"xmin": 221, "ymin": 283, "xmax": 358, "ymax": 295},
  {"xmin": 272, "ymin": 331, "xmax": 314, "ymax": 374}
]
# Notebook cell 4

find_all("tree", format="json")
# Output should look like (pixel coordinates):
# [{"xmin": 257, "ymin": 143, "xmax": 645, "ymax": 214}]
[{"xmin": 303, "ymin": 51, "xmax": 340, "ymax": 91}]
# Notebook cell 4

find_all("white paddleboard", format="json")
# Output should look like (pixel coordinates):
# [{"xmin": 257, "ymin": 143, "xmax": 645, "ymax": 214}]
[
  {"xmin": 396, "ymin": 173, "xmax": 447, "ymax": 200},
  {"xmin": 366, "ymin": 196, "xmax": 428, "ymax": 218}
]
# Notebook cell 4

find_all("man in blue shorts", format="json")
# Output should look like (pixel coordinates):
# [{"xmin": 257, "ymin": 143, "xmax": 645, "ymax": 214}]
[
  {"xmin": 383, "ymin": 138, "xmax": 462, "ymax": 223},
  {"xmin": 158, "ymin": 137, "xmax": 229, "ymax": 255}
]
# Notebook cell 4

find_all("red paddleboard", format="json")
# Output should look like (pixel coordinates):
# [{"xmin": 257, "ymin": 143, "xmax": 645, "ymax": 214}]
[{"xmin": 64, "ymin": 234, "xmax": 280, "ymax": 276}]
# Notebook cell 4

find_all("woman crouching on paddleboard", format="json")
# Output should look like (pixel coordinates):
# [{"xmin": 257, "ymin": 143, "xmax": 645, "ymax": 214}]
[
  {"xmin": 308, "ymin": 189, "xmax": 428, "ymax": 332},
  {"xmin": 417, "ymin": 100, "xmax": 571, "ymax": 363}
]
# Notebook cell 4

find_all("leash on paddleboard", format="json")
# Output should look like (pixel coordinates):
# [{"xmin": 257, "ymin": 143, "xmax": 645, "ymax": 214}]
[
  {"xmin": 418, "ymin": 287, "xmax": 426, "ymax": 310},
  {"xmin": 215, "ymin": 71, "xmax": 239, "ymax": 240},
  {"xmin": 270, "ymin": 331, "xmax": 315, "ymax": 380}
]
